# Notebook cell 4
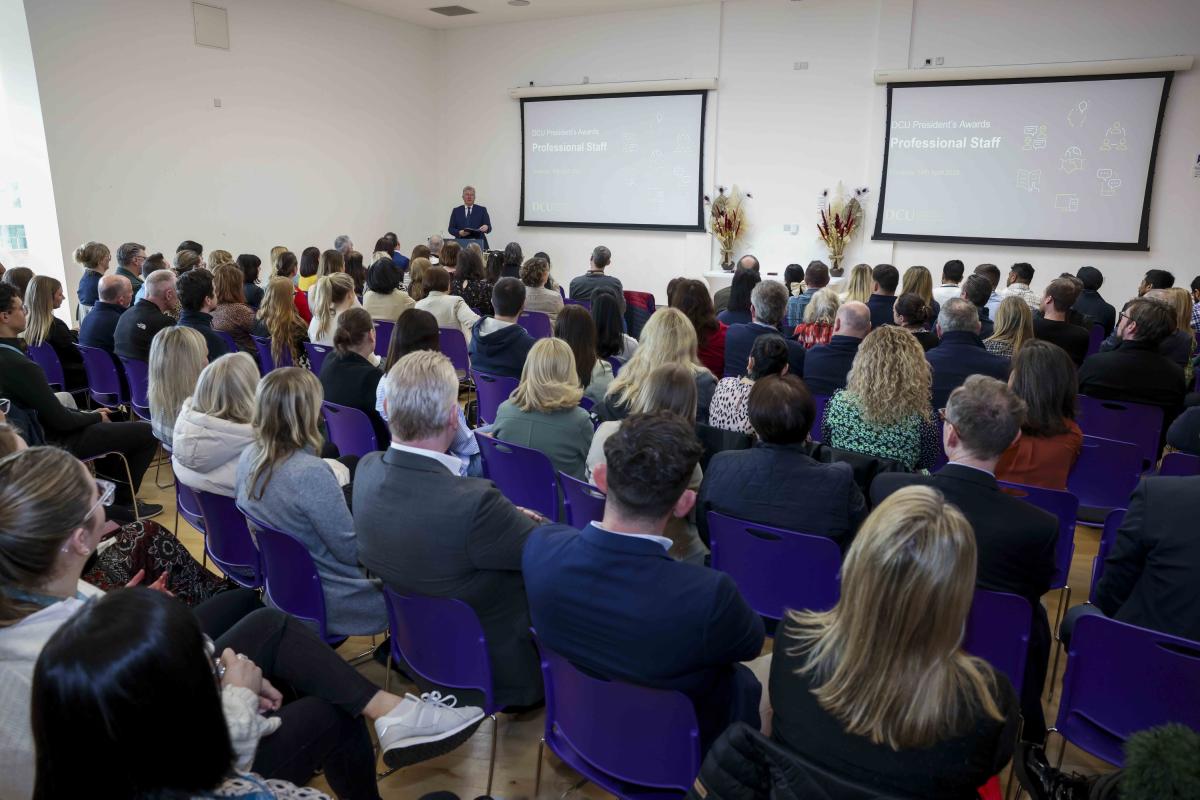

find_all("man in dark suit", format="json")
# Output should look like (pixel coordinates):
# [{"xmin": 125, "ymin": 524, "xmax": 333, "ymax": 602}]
[
  {"xmin": 523, "ymin": 412, "xmax": 765, "ymax": 752},
  {"xmin": 1073, "ymin": 266, "xmax": 1116, "ymax": 336},
  {"xmin": 960, "ymin": 274, "xmax": 996, "ymax": 338},
  {"xmin": 723, "ymin": 280, "xmax": 805, "ymax": 378},
  {"xmin": 78, "ymin": 273, "xmax": 131, "ymax": 353},
  {"xmin": 800, "ymin": 301, "xmax": 870, "ymax": 396},
  {"xmin": 872, "ymin": 375, "xmax": 1057, "ymax": 741},
  {"xmin": 1033, "ymin": 278, "xmax": 1090, "ymax": 366},
  {"xmin": 354, "ymin": 350, "xmax": 543, "ymax": 709},
  {"xmin": 175, "ymin": 269, "xmax": 230, "ymax": 363},
  {"xmin": 114, "ymin": 269, "xmax": 176, "ymax": 362},
  {"xmin": 865, "ymin": 263, "xmax": 900, "ymax": 330},
  {"xmin": 447, "ymin": 185, "xmax": 491, "ymax": 249},
  {"xmin": 927, "ymin": 298, "xmax": 1009, "ymax": 409}
]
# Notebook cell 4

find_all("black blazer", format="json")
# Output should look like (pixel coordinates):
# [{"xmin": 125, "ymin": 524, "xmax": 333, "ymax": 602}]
[
  {"xmin": 925, "ymin": 331, "xmax": 1009, "ymax": 409},
  {"xmin": 44, "ymin": 317, "xmax": 86, "ymax": 391},
  {"xmin": 1073, "ymin": 290, "xmax": 1117, "ymax": 337},
  {"xmin": 114, "ymin": 299, "xmax": 174, "ymax": 362},
  {"xmin": 1033, "ymin": 315, "xmax": 1091, "ymax": 366},
  {"xmin": 1095, "ymin": 475, "xmax": 1200, "ymax": 643},
  {"xmin": 78, "ymin": 300, "xmax": 126, "ymax": 354},
  {"xmin": 1078, "ymin": 339, "xmax": 1186, "ymax": 421},
  {"xmin": 318, "ymin": 351, "xmax": 388, "ymax": 447},
  {"xmin": 722, "ymin": 322, "xmax": 805, "ymax": 379},
  {"xmin": 866, "ymin": 294, "xmax": 896, "ymax": 330},
  {"xmin": 801, "ymin": 335, "xmax": 862, "ymax": 396}
]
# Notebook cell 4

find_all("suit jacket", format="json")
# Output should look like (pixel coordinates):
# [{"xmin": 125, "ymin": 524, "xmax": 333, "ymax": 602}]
[
  {"xmin": 523, "ymin": 523, "xmax": 765, "ymax": 747},
  {"xmin": 114, "ymin": 299, "xmax": 174, "ymax": 362},
  {"xmin": 926, "ymin": 330, "xmax": 1009, "ymax": 409},
  {"xmin": 800, "ymin": 335, "xmax": 862, "ymax": 396},
  {"xmin": 448, "ymin": 204, "xmax": 491, "ymax": 248},
  {"xmin": 78, "ymin": 300, "xmax": 126, "ymax": 353},
  {"xmin": 975, "ymin": 306, "xmax": 995, "ymax": 340},
  {"xmin": 177, "ymin": 310, "xmax": 231, "ymax": 363},
  {"xmin": 1095, "ymin": 475, "xmax": 1200, "ymax": 643},
  {"xmin": 1078, "ymin": 339, "xmax": 1186, "ymax": 421},
  {"xmin": 353, "ymin": 447, "xmax": 541, "ymax": 707},
  {"xmin": 1073, "ymin": 290, "xmax": 1116, "ymax": 337},
  {"xmin": 319, "ymin": 350, "xmax": 388, "ymax": 447},
  {"xmin": 722, "ymin": 322, "xmax": 806, "ymax": 378}
]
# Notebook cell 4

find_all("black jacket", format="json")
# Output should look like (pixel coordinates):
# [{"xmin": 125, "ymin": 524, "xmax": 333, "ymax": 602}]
[
  {"xmin": 318, "ymin": 350, "xmax": 388, "ymax": 446},
  {"xmin": 1073, "ymin": 289, "xmax": 1117, "ymax": 337},
  {"xmin": 467, "ymin": 318, "xmax": 535, "ymax": 380},
  {"xmin": 177, "ymin": 310, "xmax": 231, "ymax": 363},
  {"xmin": 1033, "ymin": 315, "xmax": 1091, "ymax": 366},
  {"xmin": 801, "ymin": 335, "xmax": 862, "ymax": 396},
  {"xmin": 723, "ymin": 321, "xmax": 805, "ymax": 379},
  {"xmin": 114, "ymin": 299, "xmax": 174, "ymax": 362},
  {"xmin": 0, "ymin": 337, "xmax": 101, "ymax": 438},
  {"xmin": 42, "ymin": 317, "xmax": 86, "ymax": 391},
  {"xmin": 866, "ymin": 294, "xmax": 896, "ymax": 330},
  {"xmin": 926, "ymin": 331, "xmax": 1009, "ymax": 410},
  {"xmin": 78, "ymin": 300, "xmax": 126, "ymax": 353},
  {"xmin": 1078, "ymin": 338, "xmax": 1186, "ymax": 421}
]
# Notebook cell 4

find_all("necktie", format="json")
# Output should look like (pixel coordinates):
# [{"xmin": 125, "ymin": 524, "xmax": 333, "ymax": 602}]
[{"xmin": 466, "ymin": 206, "xmax": 471, "ymax": 221}]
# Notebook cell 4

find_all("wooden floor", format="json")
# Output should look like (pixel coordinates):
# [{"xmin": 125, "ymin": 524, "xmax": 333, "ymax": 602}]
[{"xmin": 144, "ymin": 465, "xmax": 1111, "ymax": 799}]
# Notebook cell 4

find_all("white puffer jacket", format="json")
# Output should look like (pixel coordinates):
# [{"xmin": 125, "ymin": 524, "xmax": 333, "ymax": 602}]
[{"xmin": 172, "ymin": 399, "xmax": 255, "ymax": 498}]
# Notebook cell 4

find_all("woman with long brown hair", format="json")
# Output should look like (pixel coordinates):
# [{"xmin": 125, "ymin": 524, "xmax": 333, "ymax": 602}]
[
  {"xmin": 995, "ymin": 340, "xmax": 1081, "ymax": 490},
  {"xmin": 671, "ymin": 278, "xmax": 726, "ymax": 377},
  {"xmin": 210, "ymin": 263, "xmax": 257, "ymax": 353},
  {"xmin": 554, "ymin": 304, "xmax": 613, "ymax": 404},
  {"xmin": 254, "ymin": 275, "xmax": 311, "ymax": 368}
]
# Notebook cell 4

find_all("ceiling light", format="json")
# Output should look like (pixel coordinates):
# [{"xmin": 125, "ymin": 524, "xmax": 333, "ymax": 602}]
[{"xmin": 508, "ymin": 0, "xmax": 531, "ymax": 6}]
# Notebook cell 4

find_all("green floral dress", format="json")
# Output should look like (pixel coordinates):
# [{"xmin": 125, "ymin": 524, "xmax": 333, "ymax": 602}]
[{"xmin": 820, "ymin": 389, "xmax": 939, "ymax": 470}]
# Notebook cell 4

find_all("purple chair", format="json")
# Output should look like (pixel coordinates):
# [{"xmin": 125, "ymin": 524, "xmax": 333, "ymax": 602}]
[
  {"xmin": 1051, "ymin": 614, "xmax": 1200, "ymax": 767},
  {"xmin": 559, "ymin": 473, "xmax": 605, "ymax": 529},
  {"xmin": 439, "ymin": 327, "xmax": 471, "ymax": 379},
  {"xmin": 381, "ymin": 588, "xmax": 498, "ymax": 791},
  {"xmin": 532, "ymin": 632, "xmax": 700, "ymax": 799},
  {"xmin": 1159, "ymin": 451, "xmax": 1200, "ymax": 476},
  {"xmin": 809, "ymin": 393, "xmax": 830, "ymax": 444},
  {"xmin": 243, "ymin": 511, "xmax": 344, "ymax": 645},
  {"xmin": 606, "ymin": 356, "xmax": 622, "ymax": 377},
  {"xmin": 373, "ymin": 320, "xmax": 394, "ymax": 358},
  {"xmin": 579, "ymin": 395, "xmax": 595, "ymax": 413},
  {"xmin": 707, "ymin": 511, "xmax": 842, "ymax": 621},
  {"xmin": 77, "ymin": 344, "xmax": 128, "ymax": 409},
  {"xmin": 1076, "ymin": 395, "xmax": 1164, "ymax": 468},
  {"xmin": 1067, "ymin": 435, "xmax": 1142, "ymax": 514},
  {"xmin": 118, "ymin": 357, "xmax": 151, "ymax": 421},
  {"xmin": 963, "ymin": 589, "xmax": 1033, "ymax": 697},
  {"xmin": 474, "ymin": 433, "xmax": 559, "ymax": 520},
  {"xmin": 193, "ymin": 489, "xmax": 262, "ymax": 589},
  {"xmin": 1085, "ymin": 325, "xmax": 1104, "ymax": 357},
  {"xmin": 471, "ymin": 369, "xmax": 518, "ymax": 426},
  {"xmin": 564, "ymin": 297, "xmax": 591, "ymax": 311},
  {"xmin": 517, "ymin": 311, "xmax": 553, "ymax": 339},
  {"xmin": 1088, "ymin": 508, "xmax": 1127, "ymax": 604},
  {"xmin": 321, "ymin": 401, "xmax": 379, "ymax": 458},
  {"xmin": 213, "ymin": 330, "xmax": 240, "ymax": 355},
  {"xmin": 252, "ymin": 335, "xmax": 292, "ymax": 373},
  {"xmin": 303, "ymin": 342, "xmax": 333, "ymax": 374},
  {"xmin": 26, "ymin": 342, "xmax": 66, "ymax": 391}
]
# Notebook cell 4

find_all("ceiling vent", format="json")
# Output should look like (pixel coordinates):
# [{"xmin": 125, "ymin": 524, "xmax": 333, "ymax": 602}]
[{"xmin": 429, "ymin": 5, "xmax": 477, "ymax": 15}]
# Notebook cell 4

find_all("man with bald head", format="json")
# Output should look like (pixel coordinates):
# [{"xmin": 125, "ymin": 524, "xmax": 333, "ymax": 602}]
[
  {"xmin": 79, "ymin": 273, "xmax": 132, "ymax": 354},
  {"xmin": 714, "ymin": 254, "xmax": 761, "ymax": 314},
  {"xmin": 800, "ymin": 300, "xmax": 871, "ymax": 396},
  {"xmin": 927, "ymin": 297, "xmax": 1010, "ymax": 409},
  {"xmin": 115, "ymin": 270, "xmax": 176, "ymax": 362}
]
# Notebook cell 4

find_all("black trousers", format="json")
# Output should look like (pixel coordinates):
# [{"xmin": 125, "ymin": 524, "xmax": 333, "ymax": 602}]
[{"xmin": 57, "ymin": 419, "xmax": 158, "ymax": 505}]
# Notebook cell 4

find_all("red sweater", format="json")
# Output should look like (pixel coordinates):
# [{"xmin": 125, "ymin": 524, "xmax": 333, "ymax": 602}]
[{"xmin": 698, "ymin": 323, "xmax": 727, "ymax": 377}]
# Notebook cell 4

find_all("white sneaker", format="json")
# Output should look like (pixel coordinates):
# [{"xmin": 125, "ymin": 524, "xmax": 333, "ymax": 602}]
[{"xmin": 375, "ymin": 691, "xmax": 486, "ymax": 768}]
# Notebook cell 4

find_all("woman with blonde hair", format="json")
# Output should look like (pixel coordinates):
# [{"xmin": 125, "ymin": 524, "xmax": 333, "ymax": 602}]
[
  {"xmin": 172, "ymin": 352, "xmax": 261, "ymax": 496},
  {"xmin": 984, "ymin": 295, "xmax": 1034, "ymax": 358},
  {"xmin": 23, "ymin": 275, "xmax": 86, "ymax": 391},
  {"xmin": 237, "ymin": 368, "xmax": 387, "ymax": 636},
  {"xmin": 821, "ymin": 325, "xmax": 939, "ymax": 470},
  {"xmin": 307, "ymin": 272, "xmax": 357, "ymax": 346},
  {"xmin": 492, "ymin": 337, "xmax": 594, "ymax": 480},
  {"xmin": 900, "ymin": 264, "xmax": 941, "ymax": 320},
  {"xmin": 148, "ymin": 326, "xmax": 208, "ymax": 447},
  {"xmin": 253, "ymin": 275, "xmax": 310, "ymax": 368},
  {"xmin": 794, "ymin": 288, "xmax": 840, "ymax": 349},
  {"xmin": 209, "ymin": 263, "xmax": 257, "ymax": 353},
  {"xmin": 317, "ymin": 249, "xmax": 345, "ymax": 279},
  {"xmin": 74, "ymin": 241, "xmax": 111, "ymax": 318},
  {"xmin": 597, "ymin": 307, "xmax": 717, "ymax": 425},
  {"xmin": 207, "ymin": 249, "xmax": 234, "ymax": 268},
  {"xmin": 407, "ymin": 256, "xmax": 432, "ymax": 301},
  {"xmin": 769, "ymin": 485, "xmax": 1016, "ymax": 797},
  {"xmin": 270, "ymin": 245, "xmax": 288, "ymax": 271},
  {"xmin": 839, "ymin": 263, "xmax": 873, "ymax": 304}
]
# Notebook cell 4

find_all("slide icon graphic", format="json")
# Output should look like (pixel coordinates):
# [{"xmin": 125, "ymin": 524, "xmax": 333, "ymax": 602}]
[
  {"xmin": 1096, "ymin": 168, "xmax": 1122, "ymax": 196},
  {"xmin": 1060, "ymin": 146, "xmax": 1084, "ymax": 174},
  {"xmin": 1067, "ymin": 100, "xmax": 1089, "ymax": 128}
]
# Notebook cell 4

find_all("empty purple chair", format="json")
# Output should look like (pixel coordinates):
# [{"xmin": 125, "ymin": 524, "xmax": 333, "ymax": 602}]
[
  {"xmin": 707, "ymin": 511, "xmax": 842, "ymax": 621},
  {"xmin": 439, "ymin": 327, "xmax": 471, "ymax": 378},
  {"xmin": 374, "ymin": 320, "xmax": 394, "ymax": 358},
  {"xmin": 303, "ymin": 342, "xmax": 333, "ymax": 374},
  {"xmin": 1159, "ymin": 451, "xmax": 1200, "ymax": 476},
  {"xmin": 1088, "ymin": 508, "xmax": 1127, "ymax": 604},
  {"xmin": 471, "ymin": 369, "xmax": 518, "ymax": 426},
  {"xmin": 532, "ymin": 632, "xmax": 700, "ymax": 799},
  {"xmin": 321, "ymin": 401, "xmax": 379, "ymax": 458},
  {"xmin": 1076, "ymin": 395, "xmax": 1163, "ymax": 468},
  {"xmin": 252, "ymin": 335, "xmax": 291, "ymax": 373},
  {"xmin": 1085, "ymin": 325, "xmax": 1104, "ymax": 357},
  {"xmin": 474, "ymin": 433, "xmax": 559, "ymax": 520},
  {"xmin": 559, "ymin": 472, "xmax": 605, "ymax": 529},
  {"xmin": 77, "ymin": 344, "xmax": 128, "ymax": 409},
  {"xmin": 809, "ymin": 393, "xmax": 830, "ymax": 444},
  {"xmin": 1051, "ymin": 614, "xmax": 1200, "ymax": 767},
  {"xmin": 1067, "ymin": 435, "xmax": 1142, "ymax": 514},
  {"xmin": 193, "ymin": 489, "xmax": 262, "ymax": 589},
  {"xmin": 517, "ymin": 311, "xmax": 553, "ymax": 340},
  {"xmin": 963, "ymin": 589, "xmax": 1033, "ymax": 697},
  {"xmin": 26, "ymin": 342, "xmax": 66, "ymax": 391},
  {"xmin": 118, "ymin": 357, "xmax": 151, "ymax": 421}
]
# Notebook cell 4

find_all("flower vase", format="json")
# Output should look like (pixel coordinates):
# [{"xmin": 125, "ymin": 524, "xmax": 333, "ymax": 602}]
[
  {"xmin": 828, "ymin": 253, "xmax": 844, "ymax": 278},
  {"xmin": 720, "ymin": 245, "xmax": 735, "ymax": 271}
]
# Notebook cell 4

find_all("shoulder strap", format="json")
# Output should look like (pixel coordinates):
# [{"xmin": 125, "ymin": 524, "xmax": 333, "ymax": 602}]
[{"xmin": 0, "ymin": 342, "xmax": 28, "ymax": 358}]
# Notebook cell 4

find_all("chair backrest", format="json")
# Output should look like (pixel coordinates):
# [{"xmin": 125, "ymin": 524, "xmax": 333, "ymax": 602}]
[
  {"xmin": 623, "ymin": 291, "xmax": 656, "ymax": 339},
  {"xmin": 1067, "ymin": 435, "xmax": 1142, "ymax": 511},
  {"xmin": 1086, "ymin": 325, "xmax": 1104, "ymax": 357},
  {"xmin": 382, "ymin": 588, "xmax": 496, "ymax": 714},
  {"xmin": 1088, "ymin": 508, "xmax": 1127, "ymax": 603},
  {"xmin": 1159, "ymin": 451, "xmax": 1200, "ymax": 477},
  {"xmin": 564, "ymin": 297, "xmax": 591, "ymax": 311},
  {"xmin": 474, "ymin": 433, "xmax": 559, "ymax": 519},
  {"xmin": 373, "ymin": 320, "xmax": 394, "ymax": 358},
  {"xmin": 1055, "ymin": 614, "xmax": 1200, "ymax": 767},
  {"xmin": 707, "ymin": 511, "xmax": 842, "ymax": 620},
  {"xmin": 559, "ymin": 472, "xmax": 605, "ymax": 529},
  {"xmin": 963, "ymin": 589, "xmax": 1033, "ymax": 697},
  {"xmin": 251, "ymin": 335, "xmax": 284, "ymax": 373},
  {"xmin": 175, "ymin": 481, "xmax": 206, "ymax": 533},
  {"xmin": 303, "ymin": 342, "xmax": 333, "ymax": 374},
  {"xmin": 243, "ymin": 511, "xmax": 338, "ymax": 643},
  {"xmin": 118, "ymin": 357, "xmax": 151, "ymax": 421},
  {"xmin": 193, "ymin": 489, "xmax": 262, "ymax": 589},
  {"xmin": 809, "ymin": 392, "xmax": 830, "ymax": 443},
  {"xmin": 694, "ymin": 423, "xmax": 754, "ymax": 472},
  {"xmin": 996, "ymin": 481, "xmax": 1078, "ymax": 588},
  {"xmin": 470, "ymin": 369, "xmax": 518, "ymax": 426},
  {"xmin": 605, "ymin": 356, "xmax": 621, "ymax": 377},
  {"xmin": 517, "ymin": 310, "xmax": 553, "ymax": 339},
  {"xmin": 1076, "ymin": 395, "xmax": 1163, "ymax": 467},
  {"xmin": 26, "ymin": 342, "xmax": 65, "ymax": 390},
  {"xmin": 534, "ymin": 633, "xmax": 700, "ymax": 794},
  {"xmin": 439, "ymin": 327, "xmax": 470, "ymax": 375},
  {"xmin": 77, "ymin": 344, "xmax": 127, "ymax": 408},
  {"xmin": 213, "ymin": 330, "xmax": 240, "ymax": 354},
  {"xmin": 321, "ymin": 401, "xmax": 379, "ymax": 458}
]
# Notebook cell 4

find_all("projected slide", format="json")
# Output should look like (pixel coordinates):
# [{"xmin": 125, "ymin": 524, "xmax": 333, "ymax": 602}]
[
  {"xmin": 874, "ymin": 74, "xmax": 1171, "ymax": 249},
  {"xmin": 520, "ymin": 91, "xmax": 706, "ymax": 231}
]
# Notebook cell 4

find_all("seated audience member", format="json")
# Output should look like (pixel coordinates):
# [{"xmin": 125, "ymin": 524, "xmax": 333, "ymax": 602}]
[
  {"xmin": 865, "ymin": 263, "xmax": 900, "ymax": 330},
  {"xmin": 723, "ymin": 280, "xmax": 805, "ymax": 379},
  {"xmin": 671, "ymin": 279, "xmax": 727, "ymax": 377},
  {"xmin": 345, "ymin": 250, "xmax": 367, "ymax": 296},
  {"xmin": 210, "ymin": 263, "xmax": 257, "ymax": 353},
  {"xmin": 23, "ymin": 275, "xmax": 86, "ymax": 392},
  {"xmin": 709, "ymin": 333, "xmax": 789, "ymax": 436},
  {"xmin": 172, "ymin": 249, "xmax": 203, "ymax": 283},
  {"xmin": 1154, "ymin": 287, "xmax": 1196, "ymax": 374},
  {"xmin": 172, "ymin": 352, "xmax": 260, "ymax": 497},
  {"xmin": 996, "ymin": 340, "xmax": 1082, "ymax": 490},
  {"xmin": 1033, "ymin": 277, "xmax": 1090, "ymax": 365},
  {"xmin": 786, "ymin": 260, "xmax": 829, "ymax": 329},
  {"xmin": 555, "ymin": 304, "xmax": 613, "ymax": 405},
  {"xmin": 984, "ymin": 295, "xmax": 1034, "ymax": 359},
  {"xmin": 307, "ymin": 272, "xmax": 357, "ymax": 346},
  {"xmin": 928, "ymin": 298, "xmax": 1010, "ymax": 409},
  {"xmin": 237, "ymin": 253, "xmax": 263, "ymax": 308},
  {"xmin": 1004, "ymin": 262, "xmax": 1039, "ymax": 310},
  {"xmin": 176, "ymin": 239, "xmax": 203, "ymax": 257},
  {"xmin": 208, "ymin": 249, "xmax": 234, "ymax": 269},
  {"xmin": 892, "ymin": 291, "xmax": 939, "ymax": 351},
  {"xmin": 793, "ymin": 287, "xmax": 840, "ymax": 349},
  {"xmin": 596, "ymin": 308, "xmax": 717, "ymax": 425},
  {"xmin": 237, "ymin": 368, "xmax": 387, "ymax": 637},
  {"xmin": 1079, "ymin": 296, "xmax": 1186, "ymax": 422},
  {"xmin": 1166, "ymin": 406, "xmax": 1200, "ymax": 456},
  {"xmin": 492, "ymin": 338, "xmax": 594, "ymax": 480},
  {"xmin": 437, "ymin": 240, "xmax": 460, "ymax": 277},
  {"xmin": 700, "ymin": 374, "xmax": 865, "ymax": 549},
  {"xmin": 839, "ymin": 263, "xmax": 873, "ymax": 304},
  {"xmin": 717, "ymin": 266, "xmax": 761, "ymax": 326},
  {"xmin": 525, "ymin": 411, "xmax": 765, "ymax": 751},
  {"xmin": 426, "ymin": 235, "xmax": 443, "ymax": 264},
  {"xmin": 496, "ymin": 242, "xmax": 522, "ymax": 280},
  {"xmin": 467, "ymin": 277, "xmax": 535, "ymax": 379},
  {"xmin": 450, "ymin": 245, "xmax": 494, "ymax": 317},
  {"xmin": 519, "ymin": 256, "xmax": 565, "ymax": 325},
  {"xmin": 416, "ymin": 266, "xmax": 480, "ymax": 344},
  {"xmin": 253, "ymin": 275, "xmax": 310, "ymax": 369},
  {"xmin": 823, "ymin": 325, "xmax": 940, "ymax": 471},
  {"xmin": 1191, "ymin": 275, "xmax": 1200, "ymax": 329},
  {"xmin": 1073, "ymin": 265, "xmax": 1117, "ymax": 337},
  {"xmin": 175, "ymin": 268, "xmax": 231, "ymax": 362},
  {"xmin": 384, "ymin": 232, "xmax": 410, "ymax": 272},
  {"xmin": 961, "ymin": 273, "xmax": 997, "ymax": 338},
  {"xmin": 872, "ymin": 375, "xmax": 1056, "ymax": 741},
  {"xmin": 407, "ymin": 256, "xmax": 432, "ymax": 301},
  {"xmin": 273, "ymin": 250, "xmax": 310, "ymax": 322},
  {"xmin": 320, "ymin": 307, "xmax": 388, "ymax": 447},
  {"xmin": 74, "ymin": 241, "xmax": 110, "ymax": 319},
  {"xmin": 932, "ymin": 258, "xmax": 965, "ymax": 305},
  {"xmin": 1138, "ymin": 268, "xmax": 1174, "ymax": 294},
  {"xmin": 147, "ymin": 327, "xmax": 208, "ymax": 448},
  {"xmin": 770, "ymin": 485, "xmax": 1017, "ymax": 798},
  {"xmin": 316, "ymin": 248, "xmax": 345, "ymax": 280},
  {"xmin": 801, "ymin": 300, "xmax": 870, "ymax": 396},
  {"xmin": 593, "ymin": 289, "xmax": 638, "ymax": 362},
  {"xmin": 362, "ymin": 257, "xmax": 413, "ymax": 322},
  {"xmin": 569, "ymin": 245, "xmax": 623, "ymax": 302},
  {"xmin": 297, "ymin": 246, "xmax": 320, "ymax": 293},
  {"xmin": 115, "ymin": 269, "xmax": 177, "ymax": 362},
  {"xmin": 0, "ymin": 283, "xmax": 160, "ymax": 520},
  {"xmin": 899, "ymin": 264, "xmax": 942, "ymax": 322},
  {"xmin": 714, "ymin": 255, "xmax": 760, "ymax": 313},
  {"xmin": 0, "ymin": 266, "xmax": 33, "ymax": 301},
  {"xmin": 356, "ymin": 351, "xmax": 543, "ymax": 707},
  {"xmin": 973, "ymin": 263, "xmax": 1004, "ymax": 319},
  {"xmin": 78, "ymin": 272, "xmax": 131, "ymax": 353}
]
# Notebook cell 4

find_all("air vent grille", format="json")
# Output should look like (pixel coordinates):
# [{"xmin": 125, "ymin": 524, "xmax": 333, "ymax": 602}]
[{"xmin": 429, "ymin": 5, "xmax": 477, "ymax": 16}]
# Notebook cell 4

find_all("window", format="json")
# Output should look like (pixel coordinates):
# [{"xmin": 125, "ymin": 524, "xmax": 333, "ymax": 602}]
[{"xmin": 1, "ymin": 224, "xmax": 27, "ymax": 251}]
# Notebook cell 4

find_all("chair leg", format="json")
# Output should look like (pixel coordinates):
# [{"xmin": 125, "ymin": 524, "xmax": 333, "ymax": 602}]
[
  {"xmin": 485, "ymin": 713, "xmax": 498, "ymax": 797},
  {"xmin": 1046, "ymin": 585, "xmax": 1072, "ymax": 701},
  {"xmin": 384, "ymin": 650, "xmax": 392, "ymax": 695},
  {"xmin": 534, "ymin": 737, "xmax": 545, "ymax": 797},
  {"xmin": 153, "ymin": 443, "xmax": 174, "ymax": 490}
]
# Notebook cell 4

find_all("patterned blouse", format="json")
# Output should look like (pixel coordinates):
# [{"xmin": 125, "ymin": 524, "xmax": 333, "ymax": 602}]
[
  {"xmin": 793, "ymin": 322, "xmax": 834, "ymax": 349},
  {"xmin": 708, "ymin": 377, "xmax": 755, "ymax": 435},
  {"xmin": 821, "ymin": 389, "xmax": 940, "ymax": 471},
  {"xmin": 451, "ymin": 279, "xmax": 494, "ymax": 317},
  {"xmin": 211, "ymin": 303, "xmax": 257, "ymax": 353},
  {"xmin": 984, "ymin": 338, "xmax": 1014, "ymax": 358}
]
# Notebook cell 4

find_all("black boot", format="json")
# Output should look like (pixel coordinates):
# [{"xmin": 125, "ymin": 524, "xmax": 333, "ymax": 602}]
[{"xmin": 1014, "ymin": 742, "xmax": 1094, "ymax": 800}]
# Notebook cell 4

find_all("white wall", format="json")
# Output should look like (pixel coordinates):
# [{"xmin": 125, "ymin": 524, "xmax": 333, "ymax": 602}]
[{"xmin": 23, "ymin": 0, "xmax": 439, "ymax": 315}]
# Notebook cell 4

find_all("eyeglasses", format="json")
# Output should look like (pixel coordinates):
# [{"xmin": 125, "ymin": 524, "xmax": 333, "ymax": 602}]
[
  {"xmin": 0, "ymin": 398, "xmax": 9, "ymax": 416},
  {"xmin": 78, "ymin": 478, "xmax": 116, "ymax": 528}
]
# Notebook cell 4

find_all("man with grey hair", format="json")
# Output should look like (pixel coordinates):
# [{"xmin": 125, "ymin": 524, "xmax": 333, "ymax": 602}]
[
  {"xmin": 333, "ymin": 234, "xmax": 354, "ymax": 257},
  {"xmin": 927, "ymin": 297, "xmax": 1009, "ymax": 408},
  {"xmin": 114, "ymin": 242, "xmax": 146, "ymax": 292},
  {"xmin": 427, "ymin": 234, "xmax": 444, "ymax": 264},
  {"xmin": 872, "ymin": 374, "xmax": 1057, "ymax": 743},
  {"xmin": 114, "ymin": 269, "xmax": 176, "ymax": 362},
  {"xmin": 79, "ymin": 273, "xmax": 132, "ymax": 353},
  {"xmin": 568, "ymin": 245, "xmax": 623, "ymax": 302},
  {"xmin": 723, "ymin": 280, "xmax": 805, "ymax": 378},
  {"xmin": 801, "ymin": 300, "xmax": 870, "ymax": 395},
  {"xmin": 353, "ymin": 350, "xmax": 545, "ymax": 712},
  {"xmin": 448, "ymin": 185, "xmax": 491, "ymax": 248}
]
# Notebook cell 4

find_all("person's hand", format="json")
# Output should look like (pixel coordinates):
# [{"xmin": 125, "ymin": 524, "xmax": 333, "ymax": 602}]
[
  {"xmin": 95, "ymin": 408, "xmax": 111, "ymax": 422},
  {"xmin": 257, "ymin": 678, "xmax": 283, "ymax": 713},
  {"xmin": 516, "ymin": 506, "xmax": 547, "ymax": 524},
  {"xmin": 220, "ymin": 648, "xmax": 263, "ymax": 695},
  {"xmin": 125, "ymin": 569, "xmax": 174, "ymax": 596},
  {"xmin": 479, "ymin": 224, "xmax": 489, "ymax": 234},
  {"xmin": 458, "ymin": 229, "xmax": 469, "ymax": 237}
]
